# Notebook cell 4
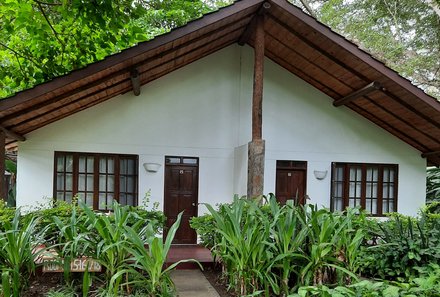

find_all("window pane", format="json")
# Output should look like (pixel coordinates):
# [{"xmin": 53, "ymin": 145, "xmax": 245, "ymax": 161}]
[
  {"xmin": 126, "ymin": 194, "xmax": 134, "ymax": 206},
  {"xmin": 383, "ymin": 168, "xmax": 389, "ymax": 182},
  {"xmin": 77, "ymin": 192, "xmax": 85, "ymax": 203},
  {"xmin": 107, "ymin": 175, "xmax": 114, "ymax": 191},
  {"xmin": 389, "ymin": 168, "xmax": 395, "ymax": 181},
  {"xmin": 120, "ymin": 159, "xmax": 127, "ymax": 174},
  {"xmin": 79, "ymin": 156, "xmax": 86, "ymax": 173},
  {"xmin": 57, "ymin": 156, "xmax": 65, "ymax": 172},
  {"xmin": 65, "ymin": 192, "xmax": 73, "ymax": 203},
  {"xmin": 78, "ymin": 174, "xmax": 86, "ymax": 191},
  {"xmin": 166, "ymin": 157, "xmax": 180, "ymax": 164},
  {"xmin": 120, "ymin": 176, "xmax": 126, "ymax": 192},
  {"xmin": 66, "ymin": 174, "xmax": 73, "ymax": 191},
  {"xmin": 371, "ymin": 199, "xmax": 377, "ymax": 214},
  {"xmin": 127, "ymin": 177, "xmax": 134, "ymax": 192},
  {"xmin": 107, "ymin": 193, "xmax": 114, "ymax": 209},
  {"xmin": 65, "ymin": 155, "xmax": 73, "ymax": 173},
  {"xmin": 86, "ymin": 193, "xmax": 94, "ymax": 207},
  {"xmin": 99, "ymin": 158, "xmax": 107, "ymax": 173},
  {"xmin": 57, "ymin": 192, "xmax": 64, "ymax": 200},
  {"xmin": 87, "ymin": 175, "xmax": 94, "ymax": 191},
  {"xmin": 87, "ymin": 157, "xmax": 94, "ymax": 172},
  {"xmin": 99, "ymin": 175, "xmax": 106, "ymax": 191},
  {"xmin": 334, "ymin": 197, "xmax": 343, "ymax": 211},
  {"xmin": 119, "ymin": 193, "xmax": 126, "ymax": 205},
  {"xmin": 183, "ymin": 158, "xmax": 198, "ymax": 164},
  {"xmin": 57, "ymin": 173, "xmax": 64, "ymax": 190},
  {"xmin": 127, "ymin": 159, "xmax": 135, "ymax": 173},
  {"xmin": 99, "ymin": 193, "xmax": 106, "ymax": 209},
  {"xmin": 108, "ymin": 159, "xmax": 114, "ymax": 174}
]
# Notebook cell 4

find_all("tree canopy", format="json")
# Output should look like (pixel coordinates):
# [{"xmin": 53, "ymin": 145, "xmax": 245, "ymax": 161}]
[
  {"xmin": 0, "ymin": 0, "xmax": 228, "ymax": 99},
  {"xmin": 0, "ymin": 0, "xmax": 439, "ymax": 99}
]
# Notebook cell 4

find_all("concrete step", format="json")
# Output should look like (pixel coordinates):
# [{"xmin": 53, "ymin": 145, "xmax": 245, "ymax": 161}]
[{"xmin": 171, "ymin": 269, "xmax": 220, "ymax": 297}]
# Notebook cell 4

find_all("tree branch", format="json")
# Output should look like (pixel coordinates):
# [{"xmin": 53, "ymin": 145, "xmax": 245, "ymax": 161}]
[
  {"xmin": 0, "ymin": 42, "xmax": 41, "ymax": 69},
  {"xmin": 34, "ymin": 0, "xmax": 62, "ymax": 6},
  {"xmin": 36, "ymin": 1, "xmax": 65, "ymax": 47}
]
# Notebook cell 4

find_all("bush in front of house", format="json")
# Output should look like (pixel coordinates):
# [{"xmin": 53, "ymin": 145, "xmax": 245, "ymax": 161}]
[
  {"xmin": 191, "ymin": 195, "xmax": 440, "ymax": 296},
  {"xmin": 0, "ymin": 199, "xmax": 191, "ymax": 296}
]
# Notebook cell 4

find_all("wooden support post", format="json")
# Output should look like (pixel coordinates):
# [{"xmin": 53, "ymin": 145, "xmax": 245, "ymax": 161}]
[
  {"xmin": 248, "ymin": 13, "xmax": 266, "ymax": 198},
  {"xmin": 0, "ymin": 131, "xmax": 5, "ymax": 201},
  {"xmin": 252, "ymin": 15, "xmax": 265, "ymax": 141}
]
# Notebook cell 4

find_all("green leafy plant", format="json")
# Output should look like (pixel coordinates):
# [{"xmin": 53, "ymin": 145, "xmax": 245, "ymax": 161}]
[
  {"xmin": 113, "ymin": 212, "xmax": 200, "ymax": 296},
  {"xmin": 205, "ymin": 197, "xmax": 275, "ymax": 296},
  {"xmin": 0, "ymin": 208, "xmax": 47, "ymax": 296}
]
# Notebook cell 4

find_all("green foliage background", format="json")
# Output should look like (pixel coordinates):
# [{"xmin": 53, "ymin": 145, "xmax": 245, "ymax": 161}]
[{"xmin": 0, "ymin": 0, "xmax": 230, "ymax": 99}]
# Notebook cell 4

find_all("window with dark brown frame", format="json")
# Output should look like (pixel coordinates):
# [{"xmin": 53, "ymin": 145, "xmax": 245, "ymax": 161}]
[
  {"xmin": 54, "ymin": 152, "xmax": 138, "ymax": 210},
  {"xmin": 331, "ymin": 162, "xmax": 398, "ymax": 216}
]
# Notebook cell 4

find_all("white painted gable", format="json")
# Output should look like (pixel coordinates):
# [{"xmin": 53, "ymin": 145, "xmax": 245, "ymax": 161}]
[{"xmin": 16, "ymin": 45, "xmax": 425, "ymax": 215}]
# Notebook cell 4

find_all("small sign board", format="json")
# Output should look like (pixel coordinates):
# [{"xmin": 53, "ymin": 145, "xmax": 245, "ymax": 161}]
[{"xmin": 43, "ymin": 258, "xmax": 102, "ymax": 273}]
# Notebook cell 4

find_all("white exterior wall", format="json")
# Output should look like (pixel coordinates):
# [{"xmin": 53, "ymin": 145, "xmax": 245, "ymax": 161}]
[{"xmin": 16, "ymin": 45, "xmax": 426, "ymax": 216}]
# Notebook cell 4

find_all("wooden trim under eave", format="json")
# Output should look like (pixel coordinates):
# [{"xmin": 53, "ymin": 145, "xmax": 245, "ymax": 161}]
[
  {"xmin": 333, "ymin": 81, "xmax": 383, "ymax": 107},
  {"xmin": 0, "ymin": 125, "xmax": 25, "ymax": 142}
]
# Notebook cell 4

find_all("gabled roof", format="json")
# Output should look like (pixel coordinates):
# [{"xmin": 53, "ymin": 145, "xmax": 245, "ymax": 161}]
[{"xmin": 1, "ymin": 0, "xmax": 440, "ymax": 165}]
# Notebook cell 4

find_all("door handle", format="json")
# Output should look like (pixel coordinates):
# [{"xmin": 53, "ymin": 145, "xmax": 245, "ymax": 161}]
[{"xmin": 192, "ymin": 203, "xmax": 196, "ymax": 206}]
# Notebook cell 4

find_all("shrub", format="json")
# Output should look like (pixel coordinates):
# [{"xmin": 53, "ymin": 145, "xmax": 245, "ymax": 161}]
[
  {"xmin": 0, "ymin": 208, "xmax": 47, "ymax": 296},
  {"xmin": 359, "ymin": 214, "xmax": 440, "ymax": 281}
]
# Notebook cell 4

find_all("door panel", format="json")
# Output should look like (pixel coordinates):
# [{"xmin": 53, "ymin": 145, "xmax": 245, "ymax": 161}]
[
  {"xmin": 275, "ymin": 161, "xmax": 307, "ymax": 205},
  {"xmin": 164, "ymin": 157, "xmax": 198, "ymax": 244}
]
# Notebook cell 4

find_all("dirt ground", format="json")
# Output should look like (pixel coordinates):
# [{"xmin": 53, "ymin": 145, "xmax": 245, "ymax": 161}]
[{"xmin": 21, "ymin": 268, "xmax": 233, "ymax": 297}]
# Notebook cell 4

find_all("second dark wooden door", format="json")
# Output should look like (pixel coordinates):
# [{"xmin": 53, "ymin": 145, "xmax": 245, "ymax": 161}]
[
  {"xmin": 164, "ymin": 157, "xmax": 198, "ymax": 244},
  {"xmin": 275, "ymin": 161, "xmax": 307, "ymax": 205}
]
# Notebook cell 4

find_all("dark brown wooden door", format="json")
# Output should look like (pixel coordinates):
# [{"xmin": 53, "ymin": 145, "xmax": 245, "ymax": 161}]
[
  {"xmin": 275, "ymin": 161, "xmax": 307, "ymax": 205},
  {"xmin": 164, "ymin": 156, "xmax": 198, "ymax": 244}
]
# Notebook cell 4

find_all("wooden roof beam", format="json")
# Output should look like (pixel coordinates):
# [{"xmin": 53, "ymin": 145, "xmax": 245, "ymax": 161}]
[
  {"xmin": 422, "ymin": 151, "xmax": 440, "ymax": 158},
  {"xmin": 0, "ymin": 125, "xmax": 25, "ymax": 142},
  {"xmin": 130, "ymin": 69, "xmax": 141, "ymax": 96},
  {"xmin": 333, "ymin": 81, "xmax": 383, "ymax": 107},
  {"xmin": 238, "ymin": 2, "xmax": 271, "ymax": 46}
]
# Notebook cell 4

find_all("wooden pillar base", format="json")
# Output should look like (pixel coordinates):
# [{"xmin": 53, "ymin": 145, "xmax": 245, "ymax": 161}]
[{"xmin": 247, "ymin": 139, "xmax": 265, "ymax": 198}]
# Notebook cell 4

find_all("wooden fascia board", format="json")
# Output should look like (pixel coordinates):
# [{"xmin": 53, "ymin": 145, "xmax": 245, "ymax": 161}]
[
  {"xmin": 269, "ymin": 0, "xmax": 440, "ymax": 113},
  {"xmin": 0, "ymin": 0, "xmax": 264, "ymax": 112}
]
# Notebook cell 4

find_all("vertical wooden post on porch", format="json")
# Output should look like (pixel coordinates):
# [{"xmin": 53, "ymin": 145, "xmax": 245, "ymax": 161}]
[
  {"xmin": 0, "ymin": 131, "xmax": 5, "ymax": 201},
  {"xmin": 247, "ymin": 13, "xmax": 266, "ymax": 198}
]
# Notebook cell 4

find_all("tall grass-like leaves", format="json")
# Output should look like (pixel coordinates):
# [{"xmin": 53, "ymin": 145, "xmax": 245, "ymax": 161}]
[
  {"xmin": 300, "ymin": 206, "xmax": 359, "ymax": 286},
  {"xmin": 51, "ymin": 205, "xmax": 90, "ymax": 283},
  {"xmin": 112, "ymin": 212, "xmax": 200, "ymax": 296},
  {"xmin": 268, "ymin": 197, "xmax": 308, "ymax": 296},
  {"xmin": 81, "ymin": 202, "xmax": 141, "ymax": 295},
  {"xmin": 0, "ymin": 209, "xmax": 46, "ymax": 296},
  {"xmin": 205, "ymin": 198, "xmax": 273, "ymax": 296}
]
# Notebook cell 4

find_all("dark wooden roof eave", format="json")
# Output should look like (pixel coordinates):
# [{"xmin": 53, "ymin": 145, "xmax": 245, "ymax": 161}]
[
  {"xmin": 1, "ymin": 0, "xmax": 440, "ymax": 167},
  {"xmin": 0, "ymin": 0, "xmax": 264, "ymax": 112}
]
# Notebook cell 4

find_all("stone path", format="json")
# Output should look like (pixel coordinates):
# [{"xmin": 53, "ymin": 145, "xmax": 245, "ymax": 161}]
[{"xmin": 171, "ymin": 269, "xmax": 220, "ymax": 297}]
